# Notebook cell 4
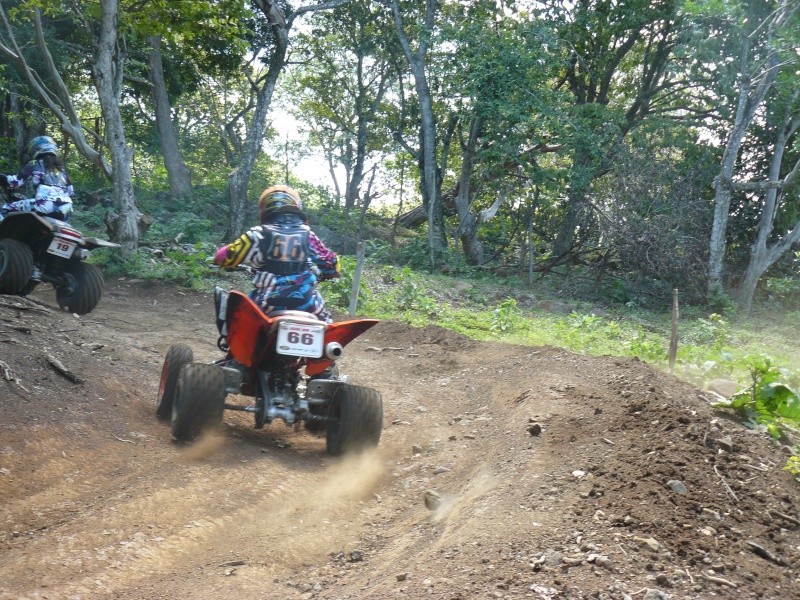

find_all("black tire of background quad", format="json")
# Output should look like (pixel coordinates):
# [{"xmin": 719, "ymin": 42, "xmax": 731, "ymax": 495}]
[
  {"xmin": 171, "ymin": 364, "xmax": 227, "ymax": 442},
  {"xmin": 55, "ymin": 262, "xmax": 104, "ymax": 315},
  {"xmin": 0, "ymin": 239, "xmax": 33, "ymax": 294},
  {"xmin": 325, "ymin": 384, "xmax": 383, "ymax": 456},
  {"xmin": 156, "ymin": 344, "xmax": 194, "ymax": 422}
]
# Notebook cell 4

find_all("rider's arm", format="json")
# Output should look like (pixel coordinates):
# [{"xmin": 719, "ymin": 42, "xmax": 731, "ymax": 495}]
[
  {"xmin": 64, "ymin": 172, "xmax": 75, "ymax": 197},
  {"xmin": 3, "ymin": 164, "xmax": 36, "ymax": 191},
  {"xmin": 214, "ymin": 230, "xmax": 257, "ymax": 270},
  {"xmin": 308, "ymin": 231, "xmax": 339, "ymax": 280}
]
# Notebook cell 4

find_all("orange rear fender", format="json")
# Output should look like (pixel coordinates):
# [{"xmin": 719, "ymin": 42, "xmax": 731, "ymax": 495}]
[
  {"xmin": 305, "ymin": 318, "xmax": 379, "ymax": 376},
  {"xmin": 225, "ymin": 290, "xmax": 379, "ymax": 373},
  {"xmin": 225, "ymin": 291, "xmax": 273, "ymax": 367}
]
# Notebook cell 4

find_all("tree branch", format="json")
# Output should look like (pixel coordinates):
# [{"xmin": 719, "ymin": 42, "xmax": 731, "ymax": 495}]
[{"xmin": 288, "ymin": 0, "xmax": 352, "ymax": 28}]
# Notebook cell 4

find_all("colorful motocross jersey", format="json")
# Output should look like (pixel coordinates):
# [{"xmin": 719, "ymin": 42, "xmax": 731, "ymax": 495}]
[
  {"xmin": 216, "ymin": 215, "xmax": 338, "ymax": 278},
  {"xmin": 3, "ymin": 159, "xmax": 73, "ymax": 201},
  {"xmin": 214, "ymin": 214, "xmax": 339, "ymax": 321},
  {"xmin": 1, "ymin": 159, "xmax": 74, "ymax": 221}
]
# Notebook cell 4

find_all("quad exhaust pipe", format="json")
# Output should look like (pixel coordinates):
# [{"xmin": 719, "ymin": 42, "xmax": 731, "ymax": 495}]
[{"xmin": 325, "ymin": 342, "xmax": 343, "ymax": 360}]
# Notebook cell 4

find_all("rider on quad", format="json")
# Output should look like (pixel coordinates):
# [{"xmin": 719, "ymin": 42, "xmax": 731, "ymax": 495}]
[
  {"xmin": 0, "ymin": 136, "xmax": 74, "ymax": 223},
  {"xmin": 213, "ymin": 185, "xmax": 339, "ymax": 323}
]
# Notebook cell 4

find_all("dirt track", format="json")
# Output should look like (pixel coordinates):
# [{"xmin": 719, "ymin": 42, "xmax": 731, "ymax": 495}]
[{"xmin": 1, "ymin": 278, "xmax": 799, "ymax": 599}]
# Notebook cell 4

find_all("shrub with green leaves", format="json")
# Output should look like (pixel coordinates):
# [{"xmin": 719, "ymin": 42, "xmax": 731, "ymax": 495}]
[
  {"xmin": 786, "ymin": 449, "xmax": 800, "ymax": 483},
  {"xmin": 90, "ymin": 244, "xmax": 217, "ymax": 289},
  {"xmin": 491, "ymin": 297, "xmax": 519, "ymax": 333},
  {"xmin": 323, "ymin": 255, "xmax": 370, "ymax": 312},
  {"xmin": 713, "ymin": 355, "xmax": 800, "ymax": 439},
  {"xmin": 766, "ymin": 276, "xmax": 800, "ymax": 308}
]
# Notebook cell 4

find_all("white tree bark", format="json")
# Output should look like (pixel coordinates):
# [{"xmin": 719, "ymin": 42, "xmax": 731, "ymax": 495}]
[
  {"xmin": 707, "ymin": 0, "xmax": 796, "ymax": 298},
  {"xmin": 95, "ymin": 0, "xmax": 138, "ymax": 255},
  {"xmin": 734, "ymin": 89, "xmax": 800, "ymax": 312}
]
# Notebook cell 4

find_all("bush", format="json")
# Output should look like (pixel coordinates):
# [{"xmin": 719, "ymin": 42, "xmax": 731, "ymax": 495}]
[{"xmin": 596, "ymin": 146, "xmax": 712, "ymax": 306}]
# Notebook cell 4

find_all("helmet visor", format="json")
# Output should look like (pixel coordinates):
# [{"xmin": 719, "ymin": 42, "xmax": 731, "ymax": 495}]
[{"xmin": 265, "ymin": 191, "xmax": 297, "ymax": 206}]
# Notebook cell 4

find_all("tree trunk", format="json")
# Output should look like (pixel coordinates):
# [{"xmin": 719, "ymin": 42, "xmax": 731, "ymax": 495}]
[
  {"xmin": 8, "ymin": 89, "xmax": 26, "ymax": 163},
  {"xmin": 227, "ymin": 166, "xmax": 250, "ymax": 238},
  {"xmin": 418, "ymin": 79, "xmax": 445, "ymax": 264},
  {"xmin": 708, "ymin": 13, "xmax": 784, "ymax": 297},
  {"xmin": 454, "ymin": 116, "xmax": 484, "ymax": 265},
  {"xmin": 94, "ymin": 0, "xmax": 138, "ymax": 256},
  {"xmin": 552, "ymin": 146, "xmax": 593, "ymax": 259},
  {"xmin": 734, "ymin": 92, "xmax": 800, "ymax": 312},
  {"xmin": 344, "ymin": 118, "xmax": 367, "ymax": 211},
  {"xmin": 148, "ymin": 35, "xmax": 192, "ymax": 199},
  {"xmin": 225, "ymin": 0, "xmax": 289, "ymax": 239},
  {"xmin": 387, "ymin": 0, "xmax": 446, "ymax": 268}
]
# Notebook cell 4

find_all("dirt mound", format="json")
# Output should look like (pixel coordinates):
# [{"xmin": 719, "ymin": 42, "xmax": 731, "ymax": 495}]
[{"xmin": 1, "ymin": 280, "xmax": 798, "ymax": 599}]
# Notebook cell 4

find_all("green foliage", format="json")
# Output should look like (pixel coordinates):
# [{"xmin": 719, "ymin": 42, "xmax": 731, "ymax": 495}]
[
  {"xmin": 765, "ymin": 276, "xmax": 800, "ymax": 307},
  {"xmin": 490, "ymin": 297, "xmax": 519, "ymax": 333},
  {"xmin": 607, "ymin": 279, "xmax": 631, "ymax": 304},
  {"xmin": 713, "ymin": 355, "xmax": 800, "ymax": 439},
  {"xmin": 688, "ymin": 313, "xmax": 730, "ymax": 352},
  {"xmin": 708, "ymin": 289, "xmax": 736, "ymax": 316},
  {"xmin": 91, "ymin": 245, "xmax": 217, "ymax": 290},
  {"xmin": 149, "ymin": 213, "xmax": 216, "ymax": 244},
  {"xmin": 627, "ymin": 329, "xmax": 668, "ymax": 362},
  {"xmin": 786, "ymin": 449, "xmax": 800, "ymax": 483},
  {"xmin": 323, "ymin": 255, "xmax": 370, "ymax": 312},
  {"xmin": 395, "ymin": 275, "xmax": 438, "ymax": 315},
  {"xmin": 369, "ymin": 238, "xmax": 433, "ymax": 271}
]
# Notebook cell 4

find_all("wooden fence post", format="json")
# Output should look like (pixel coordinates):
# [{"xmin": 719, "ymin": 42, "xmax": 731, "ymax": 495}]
[
  {"xmin": 669, "ymin": 289, "xmax": 679, "ymax": 374},
  {"xmin": 348, "ymin": 241, "xmax": 365, "ymax": 317}
]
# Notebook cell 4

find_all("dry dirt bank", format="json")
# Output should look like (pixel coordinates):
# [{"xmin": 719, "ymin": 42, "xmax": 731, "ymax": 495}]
[{"xmin": 0, "ymin": 279, "xmax": 798, "ymax": 599}]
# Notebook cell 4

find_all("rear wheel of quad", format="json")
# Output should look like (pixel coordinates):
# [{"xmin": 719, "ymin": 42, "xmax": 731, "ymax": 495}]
[
  {"xmin": 56, "ymin": 262, "xmax": 104, "ymax": 315},
  {"xmin": 325, "ymin": 384, "xmax": 383, "ymax": 456},
  {"xmin": 304, "ymin": 404, "xmax": 327, "ymax": 434},
  {"xmin": 171, "ymin": 363, "xmax": 226, "ymax": 442},
  {"xmin": 304, "ymin": 364, "xmax": 340, "ymax": 435},
  {"xmin": 156, "ymin": 344, "xmax": 194, "ymax": 422},
  {"xmin": 0, "ymin": 239, "xmax": 33, "ymax": 294}
]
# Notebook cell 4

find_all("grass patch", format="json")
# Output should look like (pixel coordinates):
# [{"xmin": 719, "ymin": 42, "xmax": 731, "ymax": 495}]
[{"xmin": 348, "ymin": 265, "xmax": 800, "ymax": 396}]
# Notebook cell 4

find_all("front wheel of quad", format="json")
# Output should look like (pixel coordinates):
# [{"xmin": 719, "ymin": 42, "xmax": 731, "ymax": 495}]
[
  {"xmin": 0, "ymin": 239, "xmax": 33, "ymax": 294},
  {"xmin": 171, "ymin": 363, "xmax": 226, "ymax": 442},
  {"xmin": 56, "ymin": 262, "xmax": 104, "ymax": 315},
  {"xmin": 19, "ymin": 280, "xmax": 39, "ymax": 296},
  {"xmin": 325, "ymin": 384, "xmax": 383, "ymax": 456},
  {"xmin": 156, "ymin": 344, "xmax": 194, "ymax": 422}
]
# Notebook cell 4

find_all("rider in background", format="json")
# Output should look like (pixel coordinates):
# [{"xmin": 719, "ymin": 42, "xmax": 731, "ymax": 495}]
[
  {"xmin": 213, "ymin": 185, "xmax": 340, "ymax": 322},
  {"xmin": 0, "ymin": 135, "xmax": 74, "ymax": 223}
]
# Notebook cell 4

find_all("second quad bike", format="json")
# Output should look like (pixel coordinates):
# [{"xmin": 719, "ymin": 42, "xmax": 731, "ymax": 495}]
[
  {"xmin": 0, "ymin": 211, "xmax": 119, "ymax": 315},
  {"xmin": 156, "ymin": 288, "xmax": 383, "ymax": 456}
]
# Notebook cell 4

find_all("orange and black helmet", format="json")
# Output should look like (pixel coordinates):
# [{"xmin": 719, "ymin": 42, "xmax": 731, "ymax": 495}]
[{"xmin": 258, "ymin": 185, "xmax": 306, "ymax": 223}]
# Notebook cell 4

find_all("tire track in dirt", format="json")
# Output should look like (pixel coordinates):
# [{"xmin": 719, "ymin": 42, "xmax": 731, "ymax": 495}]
[
  {"xmin": 3, "ymin": 281, "xmax": 799, "ymax": 599},
  {"xmin": 1, "ymin": 426, "xmax": 387, "ymax": 598}
]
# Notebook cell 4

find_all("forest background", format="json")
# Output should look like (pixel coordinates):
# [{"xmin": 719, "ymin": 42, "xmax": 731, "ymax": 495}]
[{"xmin": 1, "ymin": 0, "xmax": 799, "ymax": 455}]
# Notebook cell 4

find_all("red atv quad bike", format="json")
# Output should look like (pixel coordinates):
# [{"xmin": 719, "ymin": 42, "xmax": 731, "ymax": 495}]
[{"xmin": 156, "ymin": 288, "xmax": 383, "ymax": 456}]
